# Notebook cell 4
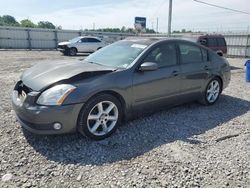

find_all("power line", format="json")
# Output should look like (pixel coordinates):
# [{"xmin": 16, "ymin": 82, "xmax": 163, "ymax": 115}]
[
  {"xmin": 193, "ymin": 0, "xmax": 250, "ymax": 15},
  {"xmin": 150, "ymin": 0, "xmax": 167, "ymax": 20},
  {"xmin": 148, "ymin": 0, "xmax": 167, "ymax": 32}
]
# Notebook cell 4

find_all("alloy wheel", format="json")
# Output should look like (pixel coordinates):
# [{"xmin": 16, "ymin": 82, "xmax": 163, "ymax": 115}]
[
  {"xmin": 87, "ymin": 101, "xmax": 118, "ymax": 136},
  {"xmin": 69, "ymin": 48, "xmax": 77, "ymax": 56},
  {"xmin": 206, "ymin": 80, "xmax": 220, "ymax": 103}
]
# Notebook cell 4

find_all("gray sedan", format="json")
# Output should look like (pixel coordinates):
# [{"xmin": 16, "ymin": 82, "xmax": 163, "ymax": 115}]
[{"xmin": 12, "ymin": 38, "xmax": 231, "ymax": 140}]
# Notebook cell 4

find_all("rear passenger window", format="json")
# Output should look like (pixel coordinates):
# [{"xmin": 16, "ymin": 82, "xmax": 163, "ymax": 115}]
[
  {"xmin": 87, "ymin": 38, "xmax": 101, "ymax": 42},
  {"xmin": 208, "ymin": 38, "xmax": 217, "ymax": 47},
  {"xmin": 179, "ymin": 43, "xmax": 202, "ymax": 64},
  {"xmin": 217, "ymin": 38, "xmax": 226, "ymax": 46}
]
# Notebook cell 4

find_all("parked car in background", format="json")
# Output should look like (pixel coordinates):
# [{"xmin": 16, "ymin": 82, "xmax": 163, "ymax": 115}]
[
  {"xmin": 12, "ymin": 38, "xmax": 231, "ymax": 140},
  {"xmin": 183, "ymin": 34, "xmax": 227, "ymax": 56},
  {"xmin": 58, "ymin": 36, "xmax": 106, "ymax": 56}
]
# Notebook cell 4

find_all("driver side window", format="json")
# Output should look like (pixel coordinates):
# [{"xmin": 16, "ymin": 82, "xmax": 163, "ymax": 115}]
[{"xmin": 144, "ymin": 43, "xmax": 177, "ymax": 68}]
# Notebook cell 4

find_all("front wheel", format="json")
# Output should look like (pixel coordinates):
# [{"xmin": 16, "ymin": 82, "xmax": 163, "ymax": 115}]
[
  {"xmin": 69, "ymin": 48, "xmax": 77, "ymax": 56},
  {"xmin": 62, "ymin": 51, "xmax": 67, "ymax": 56},
  {"xmin": 200, "ymin": 78, "xmax": 222, "ymax": 105},
  {"xmin": 78, "ymin": 94, "xmax": 122, "ymax": 140}
]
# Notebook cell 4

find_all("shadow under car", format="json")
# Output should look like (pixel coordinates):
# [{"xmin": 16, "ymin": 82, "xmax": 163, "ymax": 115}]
[{"xmin": 22, "ymin": 94, "xmax": 250, "ymax": 166}]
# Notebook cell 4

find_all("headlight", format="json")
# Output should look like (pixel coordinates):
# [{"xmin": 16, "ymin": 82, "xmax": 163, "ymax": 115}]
[{"xmin": 37, "ymin": 84, "xmax": 76, "ymax": 106}]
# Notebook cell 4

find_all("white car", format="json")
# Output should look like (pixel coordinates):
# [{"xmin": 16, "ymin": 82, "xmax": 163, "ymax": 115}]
[{"xmin": 58, "ymin": 36, "xmax": 106, "ymax": 56}]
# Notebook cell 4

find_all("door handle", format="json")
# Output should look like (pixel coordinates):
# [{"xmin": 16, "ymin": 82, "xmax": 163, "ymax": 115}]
[
  {"xmin": 172, "ymin": 70, "xmax": 179, "ymax": 76},
  {"xmin": 204, "ymin": 65, "xmax": 209, "ymax": 70}
]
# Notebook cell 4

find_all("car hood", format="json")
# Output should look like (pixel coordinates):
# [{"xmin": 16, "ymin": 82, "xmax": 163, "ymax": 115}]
[
  {"xmin": 21, "ymin": 60, "xmax": 115, "ymax": 91},
  {"xmin": 58, "ymin": 41, "xmax": 71, "ymax": 46}
]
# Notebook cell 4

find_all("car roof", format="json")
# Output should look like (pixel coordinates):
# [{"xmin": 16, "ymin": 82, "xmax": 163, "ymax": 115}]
[
  {"xmin": 124, "ymin": 37, "xmax": 169, "ymax": 44},
  {"xmin": 79, "ymin": 36, "xmax": 102, "ymax": 40},
  {"xmin": 182, "ymin": 34, "xmax": 225, "ymax": 40},
  {"xmin": 124, "ymin": 37, "xmax": 202, "ymax": 46}
]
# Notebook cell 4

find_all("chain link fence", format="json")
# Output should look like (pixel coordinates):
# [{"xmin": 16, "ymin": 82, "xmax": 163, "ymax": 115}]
[{"xmin": 0, "ymin": 26, "xmax": 249, "ymax": 57}]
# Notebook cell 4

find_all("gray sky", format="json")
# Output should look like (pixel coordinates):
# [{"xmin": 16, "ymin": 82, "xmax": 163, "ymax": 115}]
[{"xmin": 1, "ymin": 0, "xmax": 250, "ymax": 32}]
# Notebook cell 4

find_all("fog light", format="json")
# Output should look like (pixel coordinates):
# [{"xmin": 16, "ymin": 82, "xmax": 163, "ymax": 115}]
[{"xmin": 53, "ymin": 122, "xmax": 62, "ymax": 130}]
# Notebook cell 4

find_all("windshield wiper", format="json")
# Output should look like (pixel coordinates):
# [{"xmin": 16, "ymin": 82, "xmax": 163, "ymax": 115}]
[
  {"xmin": 86, "ymin": 61, "xmax": 105, "ymax": 66},
  {"xmin": 84, "ymin": 60, "xmax": 119, "ymax": 71}
]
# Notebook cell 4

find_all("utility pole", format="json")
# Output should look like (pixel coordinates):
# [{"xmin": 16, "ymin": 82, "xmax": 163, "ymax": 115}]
[
  {"xmin": 156, "ymin": 17, "xmax": 159, "ymax": 33},
  {"xmin": 168, "ymin": 0, "xmax": 173, "ymax": 36}
]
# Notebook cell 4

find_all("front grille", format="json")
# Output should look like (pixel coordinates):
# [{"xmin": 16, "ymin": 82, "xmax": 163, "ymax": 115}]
[{"xmin": 58, "ymin": 45, "xmax": 67, "ymax": 49}]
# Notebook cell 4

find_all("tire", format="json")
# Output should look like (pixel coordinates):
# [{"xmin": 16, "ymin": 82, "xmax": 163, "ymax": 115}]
[
  {"xmin": 69, "ymin": 47, "xmax": 77, "ymax": 56},
  {"xmin": 78, "ymin": 94, "xmax": 123, "ymax": 140},
  {"xmin": 200, "ymin": 77, "xmax": 222, "ymax": 105},
  {"xmin": 62, "ymin": 51, "xmax": 67, "ymax": 56}
]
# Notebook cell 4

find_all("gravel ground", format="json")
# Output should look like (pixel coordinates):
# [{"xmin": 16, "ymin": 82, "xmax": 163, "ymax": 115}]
[{"xmin": 0, "ymin": 51, "xmax": 249, "ymax": 188}]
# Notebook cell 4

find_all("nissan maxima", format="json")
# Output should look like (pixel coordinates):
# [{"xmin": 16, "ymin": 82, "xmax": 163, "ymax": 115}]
[{"xmin": 12, "ymin": 38, "xmax": 231, "ymax": 140}]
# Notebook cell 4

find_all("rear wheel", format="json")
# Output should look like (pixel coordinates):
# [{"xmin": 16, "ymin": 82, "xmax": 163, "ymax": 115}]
[
  {"xmin": 201, "ymin": 78, "xmax": 222, "ymax": 105},
  {"xmin": 69, "ymin": 47, "xmax": 77, "ymax": 56},
  {"xmin": 78, "ymin": 94, "xmax": 122, "ymax": 140}
]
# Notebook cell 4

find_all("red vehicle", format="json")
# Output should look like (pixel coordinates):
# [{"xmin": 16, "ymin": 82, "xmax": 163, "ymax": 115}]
[{"xmin": 183, "ymin": 35, "xmax": 227, "ymax": 56}]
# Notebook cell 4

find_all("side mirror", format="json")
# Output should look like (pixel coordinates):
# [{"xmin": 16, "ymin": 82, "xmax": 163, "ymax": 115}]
[
  {"xmin": 216, "ymin": 50, "xmax": 223, "ymax": 57},
  {"xmin": 139, "ymin": 62, "xmax": 158, "ymax": 71}
]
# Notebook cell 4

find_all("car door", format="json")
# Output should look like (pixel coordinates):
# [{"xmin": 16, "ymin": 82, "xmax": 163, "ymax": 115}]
[
  {"xmin": 132, "ymin": 42, "xmax": 182, "ymax": 111},
  {"xmin": 177, "ymin": 42, "xmax": 211, "ymax": 97},
  {"xmin": 75, "ymin": 38, "xmax": 89, "ymax": 52},
  {"xmin": 86, "ymin": 38, "xmax": 102, "ymax": 52}
]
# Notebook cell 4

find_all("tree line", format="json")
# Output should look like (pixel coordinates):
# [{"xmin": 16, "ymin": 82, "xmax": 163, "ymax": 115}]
[
  {"xmin": 0, "ymin": 15, "xmax": 157, "ymax": 33},
  {"xmin": 172, "ymin": 29, "xmax": 193, "ymax": 33},
  {"xmin": 0, "ymin": 15, "xmax": 59, "ymax": 29},
  {"xmin": 85, "ymin": 26, "xmax": 156, "ymax": 34}
]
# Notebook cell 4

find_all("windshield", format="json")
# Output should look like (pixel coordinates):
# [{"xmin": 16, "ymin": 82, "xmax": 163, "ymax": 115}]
[
  {"xmin": 84, "ymin": 40, "xmax": 148, "ymax": 68},
  {"xmin": 69, "ymin": 37, "xmax": 81, "ymax": 43}
]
